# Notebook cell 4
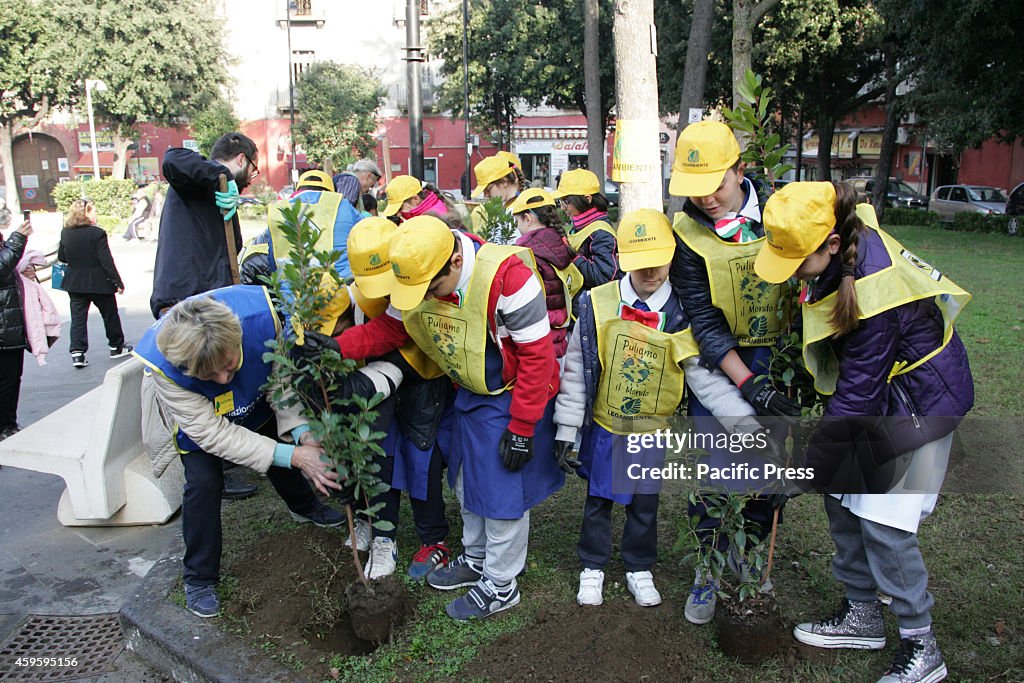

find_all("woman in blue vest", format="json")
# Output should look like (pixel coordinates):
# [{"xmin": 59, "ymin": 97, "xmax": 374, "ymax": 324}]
[
  {"xmin": 755, "ymin": 181, "xmax": 974, "ymax": 683},
  {"xmin": 134, "ymin": 285, "xmax": 403, "ymax": 618}
]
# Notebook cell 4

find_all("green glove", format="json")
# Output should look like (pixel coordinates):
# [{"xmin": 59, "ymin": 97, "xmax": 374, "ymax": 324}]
[{"xmin": 215, "ymin": 179, "xmax": 239, "ymax": 220}]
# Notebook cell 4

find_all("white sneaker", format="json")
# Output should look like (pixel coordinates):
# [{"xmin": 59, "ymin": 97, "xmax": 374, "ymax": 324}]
[
  {"xmin": 626, "ymin": 570, "xmax": 662, "ymax": 607},
  {"xmin": 343, "ymin": 518, "xmax": 371, "ymax": 552},
  {"xmin": 576, "ymin": 568, "xmax": 604, "ymax": 606},
  {"xmin": 366, "ymin": 537, "xmax": 397, "ymax": 580}
]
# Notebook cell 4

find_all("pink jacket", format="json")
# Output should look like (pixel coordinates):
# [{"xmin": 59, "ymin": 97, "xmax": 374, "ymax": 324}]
[{"xmin": 18, "ymin": 250, "xmax": 61, "ymax": 365}]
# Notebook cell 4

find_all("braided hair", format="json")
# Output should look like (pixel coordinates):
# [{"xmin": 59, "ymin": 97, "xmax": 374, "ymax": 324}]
[{"xmin": 828, "ymin": 181, "xmax": 867, "ymax": 337}]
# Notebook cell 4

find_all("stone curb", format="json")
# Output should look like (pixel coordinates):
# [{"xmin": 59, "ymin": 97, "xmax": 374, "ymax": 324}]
[{"xmin": 119, "ymin": 546, "xmax": 298, "ymax": 682}]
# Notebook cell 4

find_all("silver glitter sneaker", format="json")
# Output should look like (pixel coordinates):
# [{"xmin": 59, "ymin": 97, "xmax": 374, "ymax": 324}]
[
  {"xmin": 876, "ymin": 633, "xmax": 948, "ymax": 683},
  {"xmin": 793, "ymin": 598, "xmax": 886, "ymax": 649}
]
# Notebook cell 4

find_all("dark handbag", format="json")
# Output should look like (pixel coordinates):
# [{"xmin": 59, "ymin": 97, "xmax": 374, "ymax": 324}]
[{"xmin": 51, "ymin": 262, "xmax": 67, "ymax": 290}]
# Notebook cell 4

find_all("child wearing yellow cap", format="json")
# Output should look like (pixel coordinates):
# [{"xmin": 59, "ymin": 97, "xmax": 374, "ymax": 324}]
[
  {"xmin": 468, "ymin": 154, "xmax": 528, "ymax": 243},
  {"xmin": 508, "ymin": 188, "xmax": 575, "ymax": 357},
  {"xmin": 380, "ymin": 175, "xmax": 461, "ymax": 224},
  {"xmin": 667, "ymin": 119, "xmax": 797, "ymax": 624},
  {"xmin": 553, "ymin": 209, "xmax": 761, "ymax": 610},
  {"xmin": 553, "ymin": 168, "xmax": 619, "ymax": 288},
  {"xmin": 338, "ymin": 216, "xmax": 457, "ymax": 582},
  {"xmin": 756, "ymin": 181, "xmax": 973, "ymax": 683}
]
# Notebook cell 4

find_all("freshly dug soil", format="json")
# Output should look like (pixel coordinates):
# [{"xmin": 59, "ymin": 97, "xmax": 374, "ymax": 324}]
[
  {"xmin": 345, "ymin": 576, "xmax": 408, "ymax": 644},
  {"xmin": 223, "ymin": 526, "xmax": 380, "ymax": 680},
  {"xmin": 465, "ymin": 598, "xmax": 704, "ymax": 682},
  {"xmin": 714, "ymin": 598, "xmax": 789, "ymax": 664}
]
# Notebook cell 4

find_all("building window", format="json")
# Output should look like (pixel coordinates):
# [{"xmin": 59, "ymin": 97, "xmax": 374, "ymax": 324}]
[
  {"xmin": 293, "ymin": 50, "xmax": 315, "ymax": 82},
  {"xmin": 294, "ymin": 0, "xmax": 312, "ymax": 16}
]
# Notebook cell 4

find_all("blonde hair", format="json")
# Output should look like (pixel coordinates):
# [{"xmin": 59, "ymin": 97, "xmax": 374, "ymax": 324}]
[
  {"xmin": 157, "ymin": 297, "xmax": 242, "ymax": 378},
  {"xmin": 64, "ymin": 199, "xmax": 95, "ymax": 228}
]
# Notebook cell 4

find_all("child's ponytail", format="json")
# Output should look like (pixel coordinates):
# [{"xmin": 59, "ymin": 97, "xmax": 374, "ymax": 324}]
[
  {"xmin": 828, "ymin": 182, "xmax": 866, "ymax": 337},
  {"xmin": 533, "ymin": 204, "xmax": 567, "ymax": 238}
]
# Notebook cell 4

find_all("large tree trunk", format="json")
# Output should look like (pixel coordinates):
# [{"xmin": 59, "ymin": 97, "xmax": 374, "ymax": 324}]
[
  {"xmin": 613, "ymin": 0, "xmax": 662, "ymax": 212},
  {"xmin": 872, "ymin": 46, "xmax": 900, "ymax": 220},
  {"xmin": 584, "ymin": 0, "xmax": 604, "ymax": 186},
  {"xmin": 0, "ymin": 123, "xmax": 19, "ymax": 216},
  {"xmin": 817, "ymin": 113, "xmax": 835, "ymax": 182},
  {"xmin": 111, "ymin": 131, "xmax": 132, "ymax": 181},
  {"xmin": 731, "ymin": 0, "xmax": 781, "ymax": 108},
  {"xmin": 667, "ymin": 0, "xmax": 715, "ymax": 221}
]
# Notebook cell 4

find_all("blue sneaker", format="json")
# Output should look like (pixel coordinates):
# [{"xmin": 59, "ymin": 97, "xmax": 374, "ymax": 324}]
[
  {"xmin": 445, "ymin": 578, "xmax": 520, "ymax": 621},
  {"xmin": 684, "ymin": 571, "xmax": 717, "ymax": 625},
  {"xmin": 426, "ymin": 554, "xmax": 482, "ymax": 590},
  {"xmin": 289, "ymin": 502, "xmax": 343, "ymax": 528},
  {"xmin": 408, "ymin": 542, "xmax": 451, "ymax": 581},
  {"xmin": 185, "ymin": 584, "xmax": 220, "ymax": 618}
]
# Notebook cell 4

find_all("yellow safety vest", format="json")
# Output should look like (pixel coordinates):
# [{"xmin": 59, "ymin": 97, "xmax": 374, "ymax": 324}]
[
  {"xmin": 549, "ymin": 262, "xmax": 584, "ymax": 325},
  {"xmin": 403, "ymin": 244, "xmax": 540, "ymax": 395},
  {"xmin": 802, "ymin": 204, "xmax": 971, "ymax": 395},
  {"xmin": 348, "ymin": 281, "xmax": 445, "ymax": 380},
  {"xmin": 590, "ymin": 281, "xmax": 699, "ymax": 435},
  {"xmin": 267, "ymin": 193, "xmax": 345, "ymax": 260},
  {"xmin": 567, "ymin": 220, "xmax": 616, "ymax": 253},
  {"xmin": 673, "ymin": 213, "xmax": 791, "ymax": 346}
]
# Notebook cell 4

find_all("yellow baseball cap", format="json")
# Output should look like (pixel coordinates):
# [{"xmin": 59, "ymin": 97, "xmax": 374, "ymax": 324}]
[
  {"xmin": 473, "ymin": 156, "xmax": 516, "ymax": 197},
  {"xmin": 668, "ymin": 120, "xmax": 742, "ymax": 198},
  {"xmin": 381, "ymin": 175, "xmax": 424, "ymax": 217},
  {"xmin": 496, "ymin": 150, "xmax": 522, "ymax": 170},
  {"xmin": 755, "ymin": 181, "xmax": 838, "ymax": 284},
  {"xmin": 553, "ymin": 168, "xmax": 600, "ymax": 198},
  {"xmin": 388, "ymin": 216, "xmax": 456, "ymax": 310},
  {"xmin": 297, "ymin": 169, "xmax": 334, "ymax": 193},
  {"xmin": 508, "ymin": 187, "xmax": 555, "ymax": 215},
  {"xmin": 616, "ymin": 209, "xmax": 675, "ymax": 271},
  {"xmin": 347, "ymin": 217, "xmax": 397, "ymax": 298}
]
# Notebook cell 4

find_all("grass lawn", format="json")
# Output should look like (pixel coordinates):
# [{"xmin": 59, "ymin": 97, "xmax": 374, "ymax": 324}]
[{"xmin": 216, "ymin": 224, "xmax": 1023, "ymax": 682}]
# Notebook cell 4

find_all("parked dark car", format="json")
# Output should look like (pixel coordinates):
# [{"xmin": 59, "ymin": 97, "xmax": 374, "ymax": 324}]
[
  {"xmin": 848, "ymin": 176, "xmax": 929, "ymax": 209},
  {"xmin": 1006, "ymin": 182, "xmax": 1024, "ymax": 236},
  {"xmin": 604, "ymin": 179, "xmax": 619, "ymax": 207}
]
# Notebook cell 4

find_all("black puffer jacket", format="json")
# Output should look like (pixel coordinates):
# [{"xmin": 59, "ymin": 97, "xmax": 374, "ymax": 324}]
[{"xmin": 0, "ymin": 231, "xmax": 28, "ymax": 351}]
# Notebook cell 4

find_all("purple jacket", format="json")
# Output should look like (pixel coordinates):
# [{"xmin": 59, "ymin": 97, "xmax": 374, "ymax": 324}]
[
  {"xmin": 517, "ymin": 226, "xmax": 574, "ymax": 357},
  {"xmin": 807, "ymin": 227, "xmax": 973, "ymax": 477}
]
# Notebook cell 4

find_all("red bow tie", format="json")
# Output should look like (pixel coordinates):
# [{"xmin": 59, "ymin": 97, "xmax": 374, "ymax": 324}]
[{"xmin": 619, "ymin": 304, "xmax": 662, "ymax": 330}]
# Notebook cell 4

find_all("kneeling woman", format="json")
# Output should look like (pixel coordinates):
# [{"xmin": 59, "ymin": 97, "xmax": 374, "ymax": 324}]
[{"xmin": 755, "ymin": 181, "xmax": 973, "ymax": 683}]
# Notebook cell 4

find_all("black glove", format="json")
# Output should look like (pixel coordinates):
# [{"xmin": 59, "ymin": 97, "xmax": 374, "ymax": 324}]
[
  {"xmin": 765, "ymin": 493, "xmax": 790, "ymax": 510},
  {"xmin": 739, "ymin": 375, "xmax": 801, "ymax": 420},
  {"xmin": 554, "ymin": 440, "xmax": 581, "ymax": 475},
  {"xmin": 292, "ymin": 329, "xmax": 341, "ymax": 360},
  {"xmin": 499, "ymin": 430, "xmax": 534, "ymax": 471},
  {"xmin": 333, "ymin": 479, "xmax": 358, "ymax": 507}
]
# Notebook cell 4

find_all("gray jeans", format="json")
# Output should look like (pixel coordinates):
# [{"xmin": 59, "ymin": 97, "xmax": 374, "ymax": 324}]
[
  {"xmin": 455, "ymin": 467, "xmax": 529, "ymax": 584},
  {"xmin": 825, "ymin": 495, "xmax": 934, "ymax": 629}
]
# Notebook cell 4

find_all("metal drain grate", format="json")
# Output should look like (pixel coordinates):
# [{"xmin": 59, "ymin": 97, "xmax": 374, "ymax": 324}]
[{"xmin": 0, "ymin": 614, "xmax": 123, "ymax": 681}]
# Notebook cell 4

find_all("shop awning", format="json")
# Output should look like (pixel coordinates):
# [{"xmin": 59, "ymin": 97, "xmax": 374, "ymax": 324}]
[
  {"xmin": 514, "ymin": 127, "xmax": 588, "ymax": 140},
  {"xmin": 73, "ymin": 152, "xmax": 118, "ymax": 169}
]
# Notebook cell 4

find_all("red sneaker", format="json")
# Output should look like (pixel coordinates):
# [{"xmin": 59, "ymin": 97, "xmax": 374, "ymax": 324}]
[{"xmin": 408, "ymin": 542, "xmax": 451, "ymax": 580}]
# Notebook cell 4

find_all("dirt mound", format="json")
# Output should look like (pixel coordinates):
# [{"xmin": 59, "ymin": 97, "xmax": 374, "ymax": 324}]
[
  {"xmin": 224, "ymin": 526, "xmax": 380, "ymax": 679},
  {"xmin": 465, "ymin": 598, "xmax": 704, "ymax": 682}
]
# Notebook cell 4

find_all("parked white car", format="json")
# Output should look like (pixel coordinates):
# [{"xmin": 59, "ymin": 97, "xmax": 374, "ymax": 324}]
[{"xmin": 930, "ymin": 184, "xmax": 1007, "ymax": 222}]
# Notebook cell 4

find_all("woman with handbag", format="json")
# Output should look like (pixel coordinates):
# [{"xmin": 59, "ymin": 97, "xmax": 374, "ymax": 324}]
[{"xmin": 58, "ymin": 199, "xmax": 132, "ymax": 368}]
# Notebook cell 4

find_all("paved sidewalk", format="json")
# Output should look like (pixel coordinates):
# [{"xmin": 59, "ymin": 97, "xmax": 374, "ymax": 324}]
[{"xmin": 0, "ymin": 224, "xmax": 186, "ymax": 680}]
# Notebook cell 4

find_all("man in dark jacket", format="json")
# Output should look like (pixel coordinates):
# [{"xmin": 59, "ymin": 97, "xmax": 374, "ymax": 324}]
[
  {"xmin": 150, "ymin": 132, "xmax": 259, "ymax": 319},
  {"xmin": 0, "ymin": 221, "xmax": 31, "ymax": 439}
]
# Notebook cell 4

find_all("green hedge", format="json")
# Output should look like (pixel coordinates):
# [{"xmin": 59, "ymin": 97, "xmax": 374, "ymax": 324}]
[
  {"xmin": 52, "ymin": 179, "xmax": 136, "ymax": 220},
  {"xmin": 881, "ymin": 207, "xmax": 940, "ymax": 227},
  {"xmin": 951, "ymin": 211, "xmax": 1013, "ymax": 234}
]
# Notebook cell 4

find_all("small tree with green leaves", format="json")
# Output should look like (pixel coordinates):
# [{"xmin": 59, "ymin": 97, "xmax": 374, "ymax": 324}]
[
  {"xmin": 476, "ymin": 196, "xmax": 518, "ymax": 244},
  {"xmin": 261, "ymin": 203, "xmax": 392, "ymax": 590},
  {"xmin": 722, "ymin": 69, "xmax": 793, "ymax": 191}
]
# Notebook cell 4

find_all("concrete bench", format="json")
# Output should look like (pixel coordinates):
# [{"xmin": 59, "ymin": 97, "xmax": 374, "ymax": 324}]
[{"xmin": 0, "ymin": 359, "xmax": 184, "ymax": 526}]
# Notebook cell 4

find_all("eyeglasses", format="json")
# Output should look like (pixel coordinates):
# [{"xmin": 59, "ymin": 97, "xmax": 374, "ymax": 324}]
[{"xmin": 243, "ymin": 153, "xmax": 260, "ymax": 180}]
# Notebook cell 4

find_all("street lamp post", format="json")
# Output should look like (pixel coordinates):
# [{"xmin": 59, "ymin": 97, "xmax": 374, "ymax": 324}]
[
  {"xmin": 85, "ymin": 79, "xmax": 108, "ymax": 180},
  {"xmin": 286, "ymin": 0, "xmax": 298, "ymax": 184}
]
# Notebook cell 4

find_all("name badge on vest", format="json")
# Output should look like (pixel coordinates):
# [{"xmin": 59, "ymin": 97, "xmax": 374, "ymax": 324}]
[{"xmin": 214, "ymin": 391, "xmax": 235, "ymax": 416}]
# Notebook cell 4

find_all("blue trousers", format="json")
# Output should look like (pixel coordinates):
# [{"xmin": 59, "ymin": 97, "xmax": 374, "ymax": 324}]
[{"xmin": 578, "ymin": 493, "xmax": 659, "ymax": 572}]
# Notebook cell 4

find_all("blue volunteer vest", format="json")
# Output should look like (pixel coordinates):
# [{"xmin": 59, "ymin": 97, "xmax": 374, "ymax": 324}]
[{"xmin": 134, "ymin": 285, "xmax": 280, "ymax": 453}]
